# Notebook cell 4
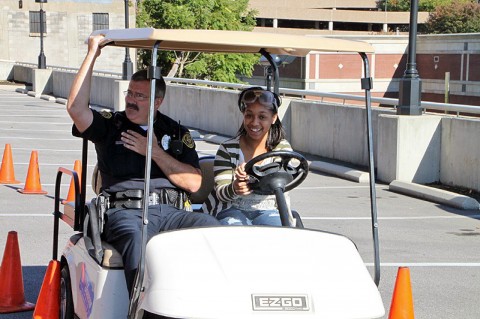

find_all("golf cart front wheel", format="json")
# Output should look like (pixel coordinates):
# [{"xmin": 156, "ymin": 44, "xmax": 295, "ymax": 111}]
[{"xmin": 60, "ymin": 263, "xmax": 74, "ymax": 319}]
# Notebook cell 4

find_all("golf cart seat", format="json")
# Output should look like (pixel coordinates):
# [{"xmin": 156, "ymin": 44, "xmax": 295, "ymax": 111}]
[
  {"xmin": 91, "ymin": 163, "xmax": 101, "ymax": 195},
  {"xmin": 189, "ymin": 155, "xmax": 215, "ymax": 211},
  {"xmin": 82, "ymin": 199, "xmax": 125, "ymax": 268}
]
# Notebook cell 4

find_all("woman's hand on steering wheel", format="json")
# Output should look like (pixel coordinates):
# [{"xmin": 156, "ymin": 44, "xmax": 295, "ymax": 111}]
[{"xmin": 233, "ymin": 163, "xmax": 252, "ymax": 196}]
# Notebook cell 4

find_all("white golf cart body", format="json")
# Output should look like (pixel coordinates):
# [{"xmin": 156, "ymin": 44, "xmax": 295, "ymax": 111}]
[{"xmin": 55, "ymin": 28, "xmax": 384, "ymax": 319}]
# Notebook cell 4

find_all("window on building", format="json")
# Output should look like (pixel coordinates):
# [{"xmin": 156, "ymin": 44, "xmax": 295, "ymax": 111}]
[
  {"xmin": 93, "ymin": 13, "xmax": 109, "ymax": 31},
  {"xmin": 29, "ymin": 11, "xmax": 47, "ymax": 34}
]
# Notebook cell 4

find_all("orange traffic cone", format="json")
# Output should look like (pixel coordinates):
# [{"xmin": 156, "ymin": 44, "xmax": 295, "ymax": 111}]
[
  {"xmin": 32, "ymin": 260, "xmax": 60, "ymax": 319},
  {"xmin": 0, "ymin": 144, "xmax": 20, "ymax": 184},
  {"xmin": 62, "ymin": 160, "xmax": 82, "ymax": 204},
  {"xmin": 389, "ymin": 266, "xmax": 415, "ymax": 319},
  {"xmin": 0, "ymin": 231, "xmax": 35, "ymax": 313},
  {"xmin": 18, "ymin": 150, "xmax": 47, "ymax": 195}
]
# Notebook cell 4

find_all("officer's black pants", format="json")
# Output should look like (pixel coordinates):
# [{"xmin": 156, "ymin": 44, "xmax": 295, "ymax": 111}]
[{"xmin": 102, "ymin": 204, "xmax": 220, "ymax": 296}]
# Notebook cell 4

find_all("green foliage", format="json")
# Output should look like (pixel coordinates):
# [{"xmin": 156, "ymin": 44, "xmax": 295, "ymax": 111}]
[
  {"xmin": 376, "ymin": 0, "xmax": 471, "ymax": 12},
  {"xmin": 186, "ymin": 53, "xmax": 259, "ymax": 83},
  {"xmin": 425, "ymin": 1, "xmax": 480, "ymax": 33},
  {"xmin": 136, "ymin": 0, "xmax": 259, "ymax": 82}
]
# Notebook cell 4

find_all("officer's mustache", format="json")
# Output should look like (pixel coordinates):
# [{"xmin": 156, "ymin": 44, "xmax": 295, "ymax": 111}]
[{"xmin": 126, "ymin": 102, "xmax": 139, "ymax": 111}]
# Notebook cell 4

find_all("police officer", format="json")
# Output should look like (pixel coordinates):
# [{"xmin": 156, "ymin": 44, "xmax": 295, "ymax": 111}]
[{"xmin": 67, "ymin": 34, "xmax": 219, "ymax": 296}]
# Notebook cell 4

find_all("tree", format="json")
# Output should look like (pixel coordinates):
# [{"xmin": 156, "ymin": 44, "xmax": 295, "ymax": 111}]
[
  {"xmin": 136, "ymin": 0, "xmax": 259, "ymax": 82},
  {"xmin": 425, "ymin": 1, "xmax": 480, "ymax": 33}
]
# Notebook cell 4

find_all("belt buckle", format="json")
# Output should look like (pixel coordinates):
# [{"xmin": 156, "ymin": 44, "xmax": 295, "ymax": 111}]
[{"xmin": 148, "ymin": 192, "xmax": 159, "ymax": 206}]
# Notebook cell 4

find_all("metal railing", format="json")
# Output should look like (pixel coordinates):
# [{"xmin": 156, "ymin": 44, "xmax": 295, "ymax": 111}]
[
  {"xmin": 15, "ymin": 62, "xmax": 122, "ymax": 78},
  {"xmin": 164, "ymin": 77, "xmax": 480, "ymax": 116},
  {"xmin": 12, "ymin": 61, "xmax": 480, "ymax": 116}
]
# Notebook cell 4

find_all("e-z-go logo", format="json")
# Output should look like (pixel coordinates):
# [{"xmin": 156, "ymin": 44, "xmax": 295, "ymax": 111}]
[{"xmin": 252, "ymin": 295, "xmax": 310, "ymax": 311}]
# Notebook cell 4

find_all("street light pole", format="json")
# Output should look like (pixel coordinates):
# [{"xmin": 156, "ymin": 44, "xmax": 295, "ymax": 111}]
[
  {"xmin": 35, "ymin": 0, "xmax": 47, "ymax": 69},
  {"xmin": 122, "ymin": 0, "xmax": 133, "ymax": 80},
  {"xmin": 397, "ymin": 0, "xmax": 422, "ymax": 115}
]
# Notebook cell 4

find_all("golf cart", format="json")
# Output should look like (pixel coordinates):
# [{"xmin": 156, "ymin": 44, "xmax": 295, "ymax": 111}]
[{"xmin": 52, "ymin": 28, "xmax": 384, "ymax": 318}]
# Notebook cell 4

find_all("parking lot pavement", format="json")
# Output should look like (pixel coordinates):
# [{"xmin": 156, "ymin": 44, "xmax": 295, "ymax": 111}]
[{"xmin": 1, "ymin": 86, "xmax": 479, "ymax": 318}]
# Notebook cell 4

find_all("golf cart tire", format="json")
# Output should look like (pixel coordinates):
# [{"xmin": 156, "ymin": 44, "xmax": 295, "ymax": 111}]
[
  {"xmin": 60, "ymin": 263, "xmax": 74, "ymax": 319},
  {"xmin": 143, "ymin": 311, "xmax": 179, "ymax": 319}
]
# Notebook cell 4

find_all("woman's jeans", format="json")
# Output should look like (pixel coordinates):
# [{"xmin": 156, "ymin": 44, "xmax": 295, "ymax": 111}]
[{"xmin": 216, "ymin": 207, "xmax": 281, "ymax": 226}]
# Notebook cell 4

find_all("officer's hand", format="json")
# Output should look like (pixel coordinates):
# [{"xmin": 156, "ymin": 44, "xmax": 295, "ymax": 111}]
[
  {"xmin": 87, "ymin": 34, "xmax": 105, "ymax": 59},
  {"xmin": 121, "ymin": 130, "xmax": 158, "ymax": 156}
]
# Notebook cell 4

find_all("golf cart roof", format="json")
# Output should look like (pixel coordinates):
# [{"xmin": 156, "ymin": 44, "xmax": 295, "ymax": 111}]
[{"xmin": 92, "ymin": 27, "xmax": 374, "ymax": 56}]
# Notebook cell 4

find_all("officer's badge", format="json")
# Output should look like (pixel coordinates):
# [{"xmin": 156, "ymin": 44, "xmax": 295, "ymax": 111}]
[
  {"xmin": 182, "ymin": 132, "xmax": 195, "ymax": 149},
  {"xmin": 100, "ymin": 110, "xmax": 112, "ymax": 119},
  {"xmin": 161, "ymin": 135, "xmax": 171, "ymax": 150}
]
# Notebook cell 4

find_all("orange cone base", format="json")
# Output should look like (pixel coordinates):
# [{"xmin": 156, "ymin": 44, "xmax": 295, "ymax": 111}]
[
  {"xmin": 17, "ymin": 188, "xmax": 48, "ymax": 195},
  {"xmin": 0, "ymin": 301, "xmax": 35, "ymax": 314}
]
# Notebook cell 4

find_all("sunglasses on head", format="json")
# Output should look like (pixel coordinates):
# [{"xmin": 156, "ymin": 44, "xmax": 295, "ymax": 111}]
[{"xmin": 240, "ymin": 90, "xmax": 278, "ymax": 110}]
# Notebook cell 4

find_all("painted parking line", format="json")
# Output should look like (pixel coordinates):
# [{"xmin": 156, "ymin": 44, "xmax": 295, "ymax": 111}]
[
  {"xmin": 302, "ymin": 215, "xmax": 480, "ymax": 220},
  {"xmin": 6, "ymin": 213, "xmax": 476, "ymax": 220},
  {"xmin": 3, "ymin": 163, "xmax": 96, "ymax": 168},
  {"xmin": 3, "ymin": 184, "xmax": 93, "ymax": 191},
  {"xmin": 0, "ymin": 121, "xmax": 71, "ymax": 125},
  {"xmin": 0, "ymin": 115, "xmax": 67, "ymax": 117},
  {"xmin": 0, "ymin": 214, "xmax": 53, "ymax": 217},
  {"xmin": 366, "ymin": 262, "xmax": 480, "ymax": 267},
  {"xmin": 8, "ymin": 148, "xmax": 85, "ymax": 153},
  {"xmin": 39, "ymin": 183, "xmax": 93, "ymax": 187},
  {"xmin": 0, "ymin": 128, "xmax": 71, "ymax": 133},
  {"xmin": 297, "ymin": 186, "xmax": 385, "ymax": 190},
  {"xmin": 0, "ymin": 137, "xmax": 78, "ymax": 141}
]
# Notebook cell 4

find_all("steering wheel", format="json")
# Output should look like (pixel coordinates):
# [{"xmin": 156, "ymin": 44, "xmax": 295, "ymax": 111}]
[{"xmin": 244, "ymin": 150, "xmax": 309, "ymax": 195}]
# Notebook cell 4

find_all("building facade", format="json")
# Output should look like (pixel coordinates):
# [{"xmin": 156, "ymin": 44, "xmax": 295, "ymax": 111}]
[
  {"xmin": 249, "ymin": 0, "xmax": 429, "ymax": 34},
  {"xmin": 0, "ymin": 0, "xmax": 135, "ymax": 72}
]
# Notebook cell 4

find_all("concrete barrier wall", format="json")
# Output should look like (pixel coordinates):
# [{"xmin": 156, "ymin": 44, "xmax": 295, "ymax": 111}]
[
  {"xmin": 52, "ymin": 70, "xmax": 117, "ymax": 107},
  {"xmin": 12, "ymin": 65, "xmax": 32, "ymax": 84},
  {"xmin": 290, "ymin": 101, "xmax": 394, "ymax": 167},
  {"xmin": 377, "ymin": 114, "xmax": 442, "ymax": 184},
  {"xmin": 163, "ymin": 85, "xmax": 243, "ymax": 137},
  {"xmin": 52, "ymin": 71, "xmax": 76, "ymax": 99},
  {"xmin": 0, "ymin": 60, "xmax": 15, "ymax": 81},
  {"xmin": 441, "ymin": 117, "xmax": 480, "ymax": 191},
  {"xmin": 3, "ymin": 64, "xmax": 480, "ymax": 192}
]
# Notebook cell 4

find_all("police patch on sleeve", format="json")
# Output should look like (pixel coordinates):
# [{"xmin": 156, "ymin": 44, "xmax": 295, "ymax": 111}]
[
  {"xmin": 161, "ymin": 134, "xmax": 171, "ymax": 150},
  {"xmin": 100, "ymin": 110, "xmax": 112, "ymax": 119},
  {"xmin": 182, "ymin": 132, "xmax": 195, "ymax": 149}
]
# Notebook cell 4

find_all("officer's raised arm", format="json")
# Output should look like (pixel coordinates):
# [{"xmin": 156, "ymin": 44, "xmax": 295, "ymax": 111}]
[{"xmin": 66, "ymin": 35, "xmax": 104, "ymax": 133}]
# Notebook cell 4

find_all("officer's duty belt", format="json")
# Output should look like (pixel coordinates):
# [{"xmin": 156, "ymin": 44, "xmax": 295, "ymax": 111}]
[{"xmin": 107, "ymin": 188, "xmax": 184, "ymax": 209}]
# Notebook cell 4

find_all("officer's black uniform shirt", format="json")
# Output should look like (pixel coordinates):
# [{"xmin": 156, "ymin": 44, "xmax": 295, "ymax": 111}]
[{"xmin": 72, "ymin": 109, "xmax": 199, "ymax": 192}]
